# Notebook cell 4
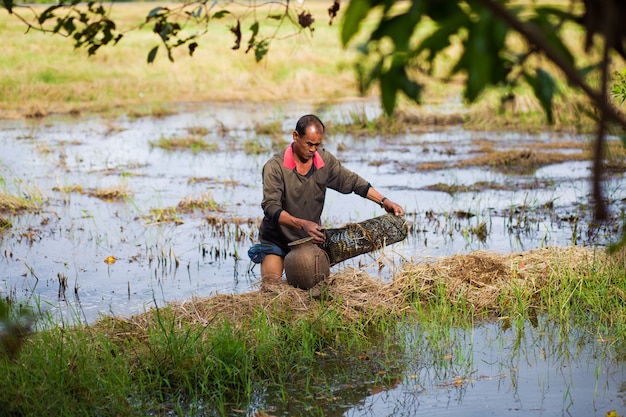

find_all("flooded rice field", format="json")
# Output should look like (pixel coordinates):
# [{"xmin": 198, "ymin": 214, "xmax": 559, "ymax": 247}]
[{"xmin": 1, "ymin": 100, "xmax": 625, "ymax": 416}]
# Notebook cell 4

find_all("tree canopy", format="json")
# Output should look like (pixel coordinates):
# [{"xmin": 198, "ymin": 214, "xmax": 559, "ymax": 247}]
[{"xmin": 3, "ymin": 0, "xmax": 626, "ymax": 248}]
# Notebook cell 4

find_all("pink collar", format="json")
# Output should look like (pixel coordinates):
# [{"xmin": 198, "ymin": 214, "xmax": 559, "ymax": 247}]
[{"xmin": 283, "ymin": 143, "xmax": 325, "ymax": 170}]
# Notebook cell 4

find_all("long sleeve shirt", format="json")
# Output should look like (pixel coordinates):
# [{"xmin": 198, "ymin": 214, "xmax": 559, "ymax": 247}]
[{"xmin": 259, "ymin": 143, "xmax": 371, "ymax": 252}]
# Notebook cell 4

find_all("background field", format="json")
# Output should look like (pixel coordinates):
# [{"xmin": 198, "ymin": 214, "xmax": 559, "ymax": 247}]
[
  {"xmin": 1, "ymin": 1, "xmax": 371, "ymax": 118},
  {"xmin": 3, "ymin": 0, "xmax": 619, "ymax": 134}
]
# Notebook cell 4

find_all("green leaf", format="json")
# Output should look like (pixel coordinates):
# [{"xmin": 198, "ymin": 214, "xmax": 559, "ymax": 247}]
[
  {"xmin": 400, "ymin": 75, "xmax": 422, "ymax": 103},
  {"xmin": 379, "ymin": 71, "xmax": 397, "ymax": 115},
  {"xmin": 249, "ymin": 21, "xmax": 259, "ymax": 37},
  {"xmin": 363, "ymin": 58, "xmax": 384, "ymax": 93},
  {"xmin": 212, "ymin": 10, "xmax": 230, "ymax": 19},
  {"xmin": 451, "ymin": 6, "xmax": 509, "ymax": 102},
  {"xmin": 246, "ymin": 21, "xmax": 260, "ymax": 53},
  {"xmin": 147, "ymin": 45, "xmax": 159, "ymax": 63},
  {"xmin": 377, "ymin": 55, "xmax": 422, "ymax": 115},
  {"xmin": 3, "ymin": 0, "xmax": 14, "ymax": 14},
  {"xmin": 453, "ymin": 36, "xmax": 489, "ymax": 101},
  {"xmin": 63, "ymin": 17, "xmax": 76, "ymax": 35},
  {"xmin": 148, "ymin": 7, "xmax": 166, "ymax": 19},
  {"xmin": 53, "ymin": 17, "xmax": 64, "ymax": 34},
  {"xmin": 370, "ymin": 12, "xmax": 421, "ymax": 52},
  {"xmin": 254, "ymin": 40, "xmax": 269, "ymax": 62},
  {"xmin": 87, "ymin": 44, "xmax": 99, "ymax": 56},
  {"xmin": 530, "ymin": 10, "xmax": 575, "ymax": 67},
  {"xmin": 414, "ymin": 21, "xmax": 456, "ymax": 62},
  {"xmin": 524, "ymin": 68, "xmax": 557, "ymax": 123},
  {"xmin": 38, "ymin": 5, "xmax": 61, "ymax": 24},
  {"xmin": 341, "ymin": 0, "xmax": 371, "ymax": 46},
  {"xmin": 191, "ymin": 6, "xmax": 203, "ymax": 18},
  {"xmin": 424, "ymin": 0, "xmax": 464, "ymax": 22},
  {"xmin": 535, "ymin": 69, "xmax": 556, "ymax": 122}
]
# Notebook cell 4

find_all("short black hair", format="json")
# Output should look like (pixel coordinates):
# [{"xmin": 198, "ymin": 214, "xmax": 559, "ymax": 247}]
[{"xmin": 295, "ymin": 114, "xmax": 325, "ymax": 136}]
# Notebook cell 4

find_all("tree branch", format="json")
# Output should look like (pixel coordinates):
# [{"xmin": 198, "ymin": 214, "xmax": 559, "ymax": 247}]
[{"xmin": 474, "ymin": 0, "xmax": 626, "ymax": 130}]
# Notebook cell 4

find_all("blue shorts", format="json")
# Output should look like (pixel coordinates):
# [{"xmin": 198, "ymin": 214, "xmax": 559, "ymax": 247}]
[{"xmin": 248, "ymin": 242, "xmax": 286, "ymax": 264}]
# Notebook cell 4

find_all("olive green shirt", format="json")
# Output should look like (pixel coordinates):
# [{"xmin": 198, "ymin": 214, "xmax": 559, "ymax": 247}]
[{"xmin": 259, "ymin": 144, "xmax": 371, "ymax": 252}]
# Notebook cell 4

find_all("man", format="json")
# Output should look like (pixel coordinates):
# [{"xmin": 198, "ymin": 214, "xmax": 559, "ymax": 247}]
[{"xmin": 248, "ymin": 114, "xmax": 404, "ymax": 281}]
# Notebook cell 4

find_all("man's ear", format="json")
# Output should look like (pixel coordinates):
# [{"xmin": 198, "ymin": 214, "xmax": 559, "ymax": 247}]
[{"xmin": 292, "ymin": 131, "xmax": 299, "ymax": 141}]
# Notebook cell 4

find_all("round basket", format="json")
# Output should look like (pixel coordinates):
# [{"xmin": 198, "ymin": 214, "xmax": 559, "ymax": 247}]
[{"xmin": 284, "ymin": 237, "xmax": 330, "ymax": 289}]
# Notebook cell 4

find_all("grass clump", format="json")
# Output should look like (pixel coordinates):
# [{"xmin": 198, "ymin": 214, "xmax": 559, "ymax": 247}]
[
  {"xmin": 144, "ymin": 192, "xmax": 223, "ymax": 224},
  {"xmin": 329, "ymin": 112, "xmax": 413, "ymax": 136},
  {"xmin": 186, "ymin": 126, "xmax": 210, "ymax": 136},
  {"xmin": 0, "ymin": 193, "xmax": 40, "ymax": 213},
  {"xmin": 87, "ymin": 184, "xmax": 133, "ymax": 201},
  {"xmin": 0, "ymin": 320, "xmax": 137, "ymax": 416},
  {"xmin": 0, "ymin": 184, "xmax": 43, "ymax": 228},
  {"xmin": 456, "ymin": 149, "xmax": 590, "ymax": 175},
  {"xmin": 253, "ymin": 120, "xmax": 284, "ymax": 137},
  {"xmin": 243, "ymin": 133, "xmax": 288, "ymax": 155},
  {"xmin": 149, "ymin": 135, "xmax": 217, "ymax": 153},
  {"xmin": 242, "ymin": 139, "xmax": 272, "ymax": 155},
  {"xmin": 177, "ymin": 191, "xmax": 221, "ymax": 213},
  {"xmin": 51, "ymin": 184, "xmax": 84, "ymax": 194},
  {"xmin": 145, "ymin": 206, "xmax": 182, "ymax": 224}
]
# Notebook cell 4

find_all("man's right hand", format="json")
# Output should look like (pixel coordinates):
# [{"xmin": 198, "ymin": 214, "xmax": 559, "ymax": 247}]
[{"xmin": 300, "ymin": 219, "xmax": 326, "ymax": 244}]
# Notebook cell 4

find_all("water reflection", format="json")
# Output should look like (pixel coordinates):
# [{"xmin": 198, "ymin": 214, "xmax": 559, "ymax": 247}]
[{"xmin": 337, "ymin": 318, "xmax": 626, "ymax": 417}]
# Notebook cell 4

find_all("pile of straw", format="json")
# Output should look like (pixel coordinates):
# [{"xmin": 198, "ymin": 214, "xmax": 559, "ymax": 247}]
[
  {"xmin": 98, "ymin": 246, "xmax": 608, "ymax": 334},
  {"xmin": 388, "ymin": 246, "xmax": 602, "ymax": 310}
]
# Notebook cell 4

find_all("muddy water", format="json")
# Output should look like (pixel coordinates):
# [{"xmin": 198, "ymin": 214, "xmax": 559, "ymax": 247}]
[{"xmin": 1, "ymin": 101, "xmax": 625, "ymax": 416}]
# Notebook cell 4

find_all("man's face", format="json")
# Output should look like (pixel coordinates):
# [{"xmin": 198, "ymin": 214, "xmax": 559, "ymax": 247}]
[{"xmin": 293, "ymin": 125, "xmax": 323, "ymax": 162}]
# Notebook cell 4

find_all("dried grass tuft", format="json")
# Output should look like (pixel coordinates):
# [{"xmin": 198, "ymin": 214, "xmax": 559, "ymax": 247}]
[
  {"xmin": 456, "ymin": 149, "xmax": 590, "ymax": 174},
  {"xmin": 0, "ymin": 193, "xmax": 37, "ymax": 212},
  {"xmin": 87, "ymin": 185, "xmax": 132, "ymax": 201}
]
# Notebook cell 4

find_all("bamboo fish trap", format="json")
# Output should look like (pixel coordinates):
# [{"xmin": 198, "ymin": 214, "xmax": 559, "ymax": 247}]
[{"xmin": 321, "ymin": 214, "xmax": 408, "ymax": 266}]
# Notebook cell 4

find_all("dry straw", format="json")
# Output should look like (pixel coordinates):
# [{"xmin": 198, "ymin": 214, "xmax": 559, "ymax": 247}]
[
  {"xmin": 0, "ymin": 193, "xmax": 37, "ymax": 212},
  {"xmin": 98, "ymin": 246, "xmax": 608, "ymax": 337}
]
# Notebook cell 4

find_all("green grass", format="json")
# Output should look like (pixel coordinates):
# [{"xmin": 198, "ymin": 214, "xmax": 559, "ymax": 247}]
[
  {"xmin": 0, "ymin": 298, "xmax": 404, "ymax": 416},
  {"xmin": 149, "ymin": 135, "xmax": 217, "ymax": 153}
]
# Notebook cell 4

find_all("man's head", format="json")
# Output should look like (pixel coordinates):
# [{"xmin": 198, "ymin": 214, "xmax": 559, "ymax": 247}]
[
  {"xmin": 292, "ymin": 114, "xmax": 325, "ymax": 162},
  {"xmin": 295, "ymin": 114, "xmax": 325, "ymax": 137}
]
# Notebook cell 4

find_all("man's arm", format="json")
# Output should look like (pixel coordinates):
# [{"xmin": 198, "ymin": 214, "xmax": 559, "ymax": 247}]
[{"xmin": 365, "ymin": 187, "xmax": 405, "ymax": 216}]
